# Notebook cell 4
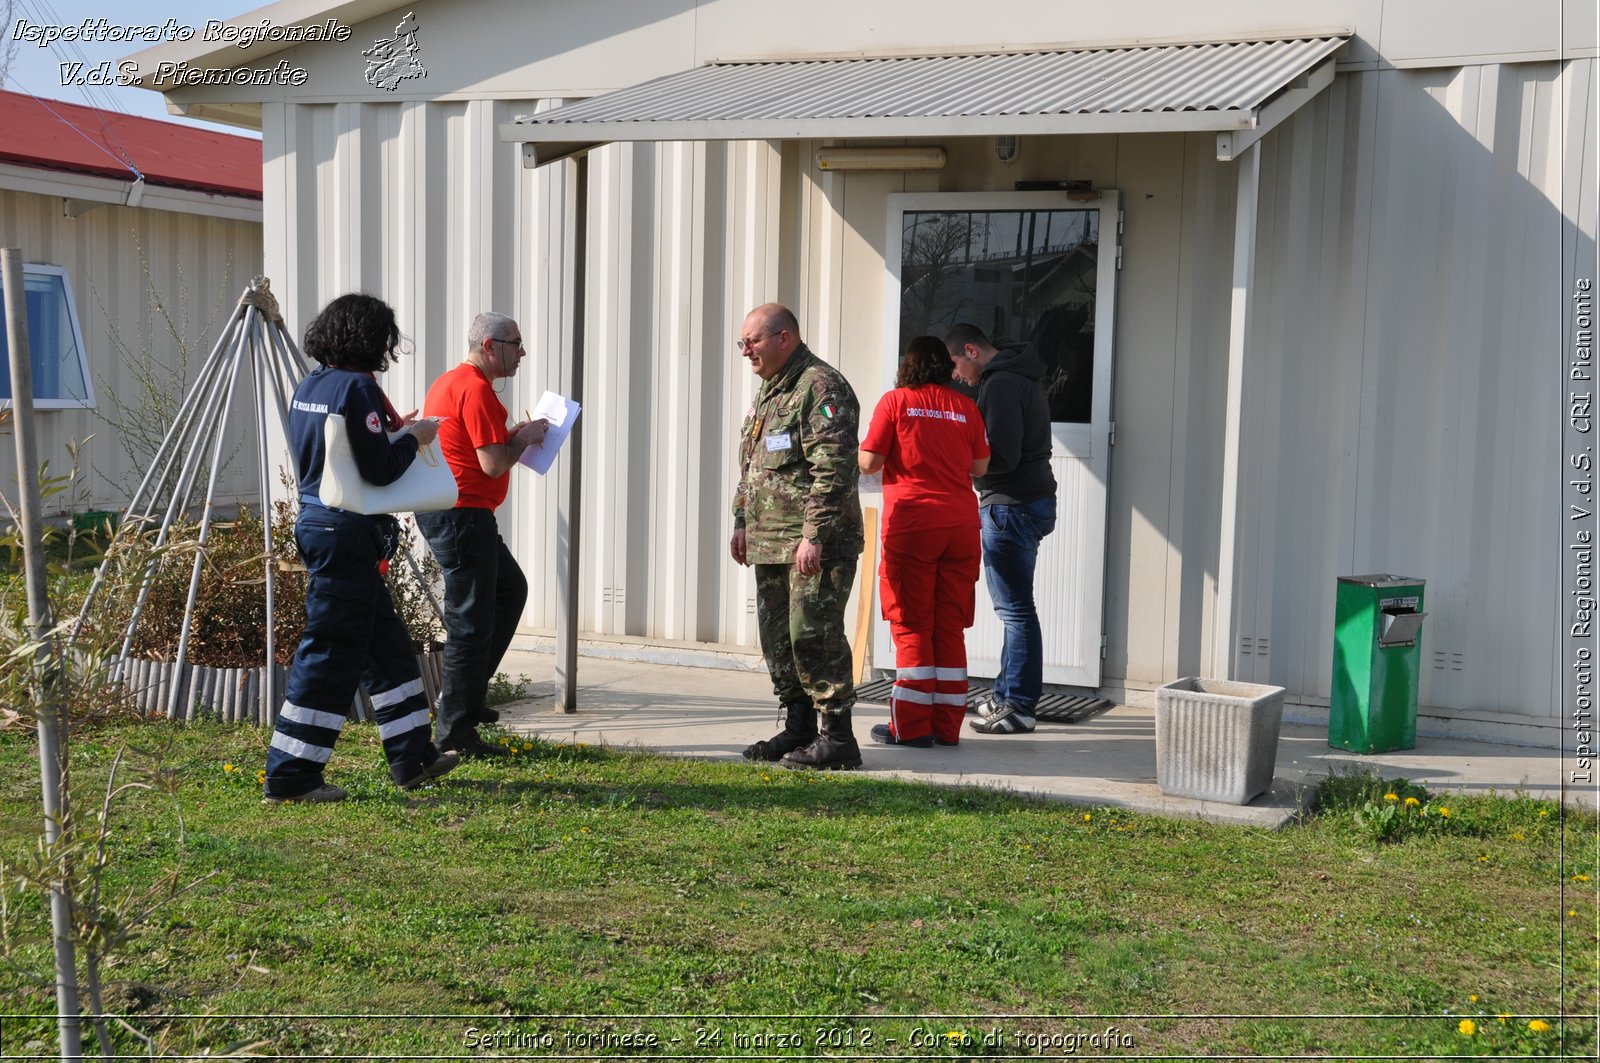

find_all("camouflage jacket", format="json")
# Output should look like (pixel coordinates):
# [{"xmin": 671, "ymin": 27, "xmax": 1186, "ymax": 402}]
[{"xmin": 733, "ymin": 345, "xmax": 864, "ymax": 564}]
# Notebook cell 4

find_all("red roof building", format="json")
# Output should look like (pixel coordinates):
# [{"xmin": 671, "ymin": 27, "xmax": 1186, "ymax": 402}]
[{"xmin": 0, "ymin": 88, "xmax": 260, "ymax": 199}]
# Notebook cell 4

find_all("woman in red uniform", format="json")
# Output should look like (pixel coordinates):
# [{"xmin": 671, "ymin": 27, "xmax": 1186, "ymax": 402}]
[{"xmin": 859, "ymin": 336, "xmax": 990, "ymax": 747}]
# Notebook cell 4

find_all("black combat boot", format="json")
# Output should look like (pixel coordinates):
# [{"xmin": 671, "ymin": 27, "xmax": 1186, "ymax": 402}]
[
  {"xmin": 742, "ymin": 701, "xmax": 818, "ymax": 762},
  {"xmin": 778, "ymin": 707, "xmax": 862, "ymax": 771}
]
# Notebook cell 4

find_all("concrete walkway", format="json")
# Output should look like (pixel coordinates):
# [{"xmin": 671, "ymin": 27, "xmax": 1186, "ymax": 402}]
[{"xmin": 491, "ymin": 645, "xmax": 1589, "ymax": 829}]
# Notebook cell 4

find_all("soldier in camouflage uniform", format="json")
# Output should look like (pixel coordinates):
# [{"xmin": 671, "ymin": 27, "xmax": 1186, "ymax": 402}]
[{"xmin": 730, "ymin": 303, "xmax": 865, "ymax": 770}]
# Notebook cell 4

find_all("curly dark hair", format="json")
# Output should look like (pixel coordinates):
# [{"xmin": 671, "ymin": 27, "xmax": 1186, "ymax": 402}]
[
  {"xmin": 302, "ymin": 293, "xmax": 402, "ymax": 372},
  {"xmin": 896, "ymin": 334, "xmax": 955, "ymax": 388}
]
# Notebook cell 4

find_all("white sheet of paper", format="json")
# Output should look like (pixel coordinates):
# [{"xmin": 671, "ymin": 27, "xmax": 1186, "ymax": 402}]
[{"xmin": 518, "ymin": 390, "xmax": 581, "ymax": 475}]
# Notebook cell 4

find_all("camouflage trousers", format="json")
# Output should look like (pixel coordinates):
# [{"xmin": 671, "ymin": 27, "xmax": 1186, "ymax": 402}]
[{"xmin": 754, "ymin": 559, "xmax": 858, "ymax": 716}]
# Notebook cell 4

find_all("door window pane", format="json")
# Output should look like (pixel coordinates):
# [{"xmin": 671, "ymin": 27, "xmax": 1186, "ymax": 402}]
[{"xmin": 899, "ymin": 209, "xmax": 1098, "ymax": 423}]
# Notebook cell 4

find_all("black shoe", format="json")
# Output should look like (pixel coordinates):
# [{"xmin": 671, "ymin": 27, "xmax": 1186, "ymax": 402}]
[
  {"xmin": 870, "ymin": 724, "xmax": 932, "ymax": 747},
  {"xmin": 263, "ymin": 782, "xmax": 347, "ymax": 805},
  {"xmin": 396, "ymin": 750, "xmax": 461, "ymax": 790},
  {"xmin": 471, "ymin": 706, "xmax": 501, "ymax": 725},
  {"xmin": 441, "ymin": 736, "xmax": 510, "ymax": 759},
  {"xmin": 742, "ymin": 702, "xmax": 817, "ymax": 761},
  {"xmin": 743, "ymin": 729, "xmax": 815, "ymax": 761},
  {"xmin": 779, "ymin": 708, "xmax": 862, "ymax": 770}
]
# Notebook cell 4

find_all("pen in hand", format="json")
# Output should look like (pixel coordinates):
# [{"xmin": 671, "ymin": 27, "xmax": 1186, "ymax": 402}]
[{"xmin": 517, "ymin": 412, "xmax": 550, "ymax": 448}]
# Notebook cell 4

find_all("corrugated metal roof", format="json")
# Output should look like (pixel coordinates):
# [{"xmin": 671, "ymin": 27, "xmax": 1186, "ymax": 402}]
[
  {"xmin": 508, "ymin": 35, "xmax": 1348, "ymax": 159},
  {"xmin": 0, "ymin": 89, "xmax": 262, "ymax": 198}
]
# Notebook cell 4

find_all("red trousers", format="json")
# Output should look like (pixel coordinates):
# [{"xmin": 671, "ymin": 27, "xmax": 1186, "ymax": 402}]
[{"xmin": 879, "ymin": 524, "xmax": 981, "ymax": 744}]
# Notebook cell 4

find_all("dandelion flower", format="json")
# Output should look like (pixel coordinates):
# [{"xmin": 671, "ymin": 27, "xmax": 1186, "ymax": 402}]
[
  {"xmin": 1496, "ymin": 1013, "xmax": 1511, "ymax": 1024},
  {"xmin": 1457, "ymin": 1019, "xmax": 1476, "ymax": 1036},
  {"xmin": 223, "ymin": 763, "xmax": 235, "ymax": 772},
  {"xmin": 1569, "ymin": 909, "xmax": 1578, "ymax": 917},
  {"xmin": 581, "ymin": 826, "xmax": 590, "ymax": 833},
  {"xmin": 1575, "ymin": 874, "xmax": 1591, "ymax": 882},
  {"xmin": 1539, "ymin": 809, "xmax": 1550, "ymax": 817},
  {"xmin": 1438, "ymin": 807, "xmax": 1452, "ymax": 817},
  {"xmin": 1527, "ymin": 1019, "xmax": 1550, "ymax": 1033},
  {"xmin": 1468, "ymin": 994, "xmax": 1478, "ymax": 1003},
  {"xmin": 1404, "ymin": 796, "xmax": 1420, "ymax": 807},
  {"xmin": 1083, "ymin": 813, "xmax": 1092, "ymax": 822},
  {"xmin": 1512, "ymin": 831, "xmax": 1526, "ymax": 841},
  {"xmin": 1383, "ymin": 793, "xmax": 1399, "ymax": 802},
  {"xmin": 1477, "ymin": 855, "xmax": 1489, "ymax": 862}
]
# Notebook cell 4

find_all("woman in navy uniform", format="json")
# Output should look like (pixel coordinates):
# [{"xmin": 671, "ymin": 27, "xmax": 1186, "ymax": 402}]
[{"xmin": 262, "ymin": 293, "xmax": 459, "ymax": 803}]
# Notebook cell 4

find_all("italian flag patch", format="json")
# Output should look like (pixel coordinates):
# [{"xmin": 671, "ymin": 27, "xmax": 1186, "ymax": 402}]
[{"xmin": 820, "ymin": 403, "xmax": 836, "ymax": 419}]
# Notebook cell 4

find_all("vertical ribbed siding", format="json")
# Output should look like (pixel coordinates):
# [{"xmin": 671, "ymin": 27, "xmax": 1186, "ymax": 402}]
[
  {"xmin": 0, "ymin": 190, "xmax": 263, "ymax": 513},
  {"xmin": 254, "ymin": 53, "xmax": 1591, "ymax": 735},
  {"xmin": 721, "ymin": 140, "xmax": 784, "ymax": 649},
  {"xmin": 1233, "ymin": 59, "xmax": 1591, "ymax": 723},
  {"xmin": 267, "ymin": 98, "xmax": 778, "ymax": 648}
]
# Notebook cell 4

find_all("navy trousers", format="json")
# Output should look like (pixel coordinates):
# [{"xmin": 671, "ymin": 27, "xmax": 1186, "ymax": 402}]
[
  {"xmin": 264, "ymin": 505, "xmax": 439, "ymax": 799},
  {"xmin": 413, "ymin": 507, "xmax": 528, "ymax": 748}
]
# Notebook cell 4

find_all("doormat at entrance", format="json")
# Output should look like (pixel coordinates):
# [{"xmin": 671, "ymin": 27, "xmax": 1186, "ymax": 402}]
[{"xmin": 854, "ymin": 679, "xmax": 1114, "ymax": 726}]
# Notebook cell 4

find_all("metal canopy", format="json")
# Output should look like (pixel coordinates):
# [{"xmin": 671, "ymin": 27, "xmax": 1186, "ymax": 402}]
[{"xmin": 502, "ymin": 34, "xmax": 1349, "ymax": 165}]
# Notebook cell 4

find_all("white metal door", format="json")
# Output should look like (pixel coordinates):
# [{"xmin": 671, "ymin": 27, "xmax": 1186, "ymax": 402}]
[{"xmin": 871, "ymin": 191, "xmax": 1120, "ymax": 689}]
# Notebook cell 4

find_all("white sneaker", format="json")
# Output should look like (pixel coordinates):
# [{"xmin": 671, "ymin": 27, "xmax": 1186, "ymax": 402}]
[{"xmin": 969, "ymin": 700, "xmax": 1036, "ymax": 734}]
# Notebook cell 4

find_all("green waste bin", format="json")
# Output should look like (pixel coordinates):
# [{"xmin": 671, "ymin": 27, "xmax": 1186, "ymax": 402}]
[
  {"xmin": 1329, "ymin": 574, "xmax": 1427, "ymax": 753},
  {"xmin": 72, "ymin": 510, "xmax": 119, "ymax": 537}
]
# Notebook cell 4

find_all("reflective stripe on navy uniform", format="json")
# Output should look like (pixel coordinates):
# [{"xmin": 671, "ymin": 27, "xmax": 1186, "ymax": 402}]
[{"xmin": 263, "ymin": 367, "xmax": 438, "ymax": 798}]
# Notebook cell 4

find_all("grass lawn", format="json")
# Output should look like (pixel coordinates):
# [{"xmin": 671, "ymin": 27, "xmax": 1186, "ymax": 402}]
[{"xmin": 0, "ymin": 720, "xmax": 1593, "ymax": 1059}]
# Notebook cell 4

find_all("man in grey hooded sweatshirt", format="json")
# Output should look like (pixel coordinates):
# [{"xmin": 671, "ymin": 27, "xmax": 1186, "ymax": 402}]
[{"xmin": 946, "ymin": 323, "xmax": 1057, "ymax": 734}]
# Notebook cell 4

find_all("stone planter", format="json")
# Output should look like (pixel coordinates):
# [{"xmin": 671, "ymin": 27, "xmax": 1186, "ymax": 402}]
[
  {"xmin": 1155, "ymin": 677, "xmax": 1285, "ymax": 804},
  {"xmin": 124, "ymin": 645, "xmax": 444, "ymax": 727}
]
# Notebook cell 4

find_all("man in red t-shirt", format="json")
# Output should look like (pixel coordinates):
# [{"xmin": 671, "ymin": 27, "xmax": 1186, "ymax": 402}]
[{"xmin": 414, "ymin": 312, "xmax": 547, "ymax": 758}]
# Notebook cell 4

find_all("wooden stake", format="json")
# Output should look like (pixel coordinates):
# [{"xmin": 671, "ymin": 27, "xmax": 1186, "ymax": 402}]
[{"xmin": 852, "ymin": 507, "xmax": 879, "ymax": 683}]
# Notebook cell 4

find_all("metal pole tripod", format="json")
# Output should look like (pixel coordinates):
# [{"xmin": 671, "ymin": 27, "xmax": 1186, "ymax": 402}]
[{"xmin": 70, "ymin": 277, "xmax": 306, "ymax": 721}]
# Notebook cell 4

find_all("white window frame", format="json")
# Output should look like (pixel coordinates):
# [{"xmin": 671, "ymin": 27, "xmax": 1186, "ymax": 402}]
[{"xmin": 0, "ymin": 263, "xmax": 96, "ymax": 410}]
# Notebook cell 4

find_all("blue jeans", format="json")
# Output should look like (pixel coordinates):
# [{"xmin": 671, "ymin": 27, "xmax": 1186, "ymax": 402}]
[
  {"xmin": 980, "ymin": 496, "xmax": 1057, "ymax": 709},
  {"xmin": 414, "ymin": 507, "xmax": 528, "ymax": 747}
]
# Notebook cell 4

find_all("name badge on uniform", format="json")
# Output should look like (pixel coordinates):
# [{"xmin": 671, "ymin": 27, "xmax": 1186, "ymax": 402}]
[{"xmin": 764, "ymin": 431, "xmax": 792, "ymax": 452}]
